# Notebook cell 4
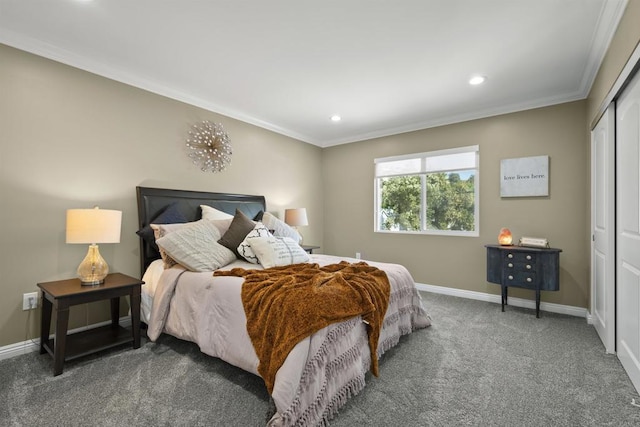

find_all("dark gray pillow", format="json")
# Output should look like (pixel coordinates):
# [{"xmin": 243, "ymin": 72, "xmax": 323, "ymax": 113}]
[
  {"xmin": 218, "ymin": 209, "xmax": 256, "ymax": 258},
  {"xmin": 136, "ymin": 202, "xmax": 190, "ymax": 252}
]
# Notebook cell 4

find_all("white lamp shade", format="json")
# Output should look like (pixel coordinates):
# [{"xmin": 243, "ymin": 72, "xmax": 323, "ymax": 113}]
[
  {"xmin": 66, "ymin": 208, "xmax": 122, "ymax": 244},
  {"xmin": 284, "ymin": 208, "xmax": 308, "ymax": 227}
]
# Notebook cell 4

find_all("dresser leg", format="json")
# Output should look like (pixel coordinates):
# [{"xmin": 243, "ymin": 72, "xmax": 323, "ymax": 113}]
[
  {"xmin": 535, "ymin": 288, "xmax": 541, "ymax": 318},
  {"xmin": 501, "ymin": 286, "xmax": 507, "ymax": 312}
]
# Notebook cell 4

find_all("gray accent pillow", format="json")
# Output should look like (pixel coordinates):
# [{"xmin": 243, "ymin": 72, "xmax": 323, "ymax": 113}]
[
  {"xmin": 136, "ymin": 202, "xmax": 190, "ymax": 252},
  {"xmin": 218, "ymin": 209, "xmax": 256, "ymax": 258}
]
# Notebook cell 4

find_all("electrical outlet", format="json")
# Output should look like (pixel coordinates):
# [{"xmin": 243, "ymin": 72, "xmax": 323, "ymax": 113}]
[
  {"xmin": 22, "ymin": 292, "xmax": 38, "ymax": 311},
  {"xmin": 355, "ymin": 252, "xmax": 361, "ymax": 259}
]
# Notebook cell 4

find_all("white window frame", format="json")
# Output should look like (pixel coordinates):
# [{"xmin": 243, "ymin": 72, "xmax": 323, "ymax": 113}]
[{"xmin": 374, "ymin": 145, "xmax": 479, "ymax": 237}]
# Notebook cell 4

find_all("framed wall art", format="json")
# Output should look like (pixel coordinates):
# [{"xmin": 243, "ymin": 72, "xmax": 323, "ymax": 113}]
[{"xmin": 500, "ymin": 155, "xmax": 549, "ymax": 197}]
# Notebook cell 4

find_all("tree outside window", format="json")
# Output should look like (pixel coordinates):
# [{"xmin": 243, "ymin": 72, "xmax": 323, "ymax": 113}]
[{"xmin": 375, "ymin": 146, "xmax": 479, "ymax": 236}]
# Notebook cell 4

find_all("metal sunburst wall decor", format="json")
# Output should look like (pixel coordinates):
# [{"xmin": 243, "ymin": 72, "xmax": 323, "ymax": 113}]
[{"xmin": 185, "ymin": 121, "xmax": 232, "ymax": 172}]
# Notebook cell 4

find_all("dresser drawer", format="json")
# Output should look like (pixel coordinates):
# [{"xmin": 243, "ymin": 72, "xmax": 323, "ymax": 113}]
[
  {"xmin": 504, "ymin": 251, "xmax": 536, "ymax": 264},
  {"xmin": 504, "ymin": 252, "xmax": 536, "ymax": 272},
  {"xmin": 502, "ymin": 270, "xmax": 537, "ymax": 289},
  {"xmin": 502, "ymin": 251, "xmax": 537, "ymax": 289}
]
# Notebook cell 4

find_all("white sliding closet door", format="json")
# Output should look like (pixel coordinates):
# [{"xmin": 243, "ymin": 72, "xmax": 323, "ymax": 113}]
[
  {"xmin": 591, "ymin": 104, "xmax": 615, "ymax": 354},
  {"xmin": 616, "ymin": 69, "xmax": 640, "ymax": 393}
]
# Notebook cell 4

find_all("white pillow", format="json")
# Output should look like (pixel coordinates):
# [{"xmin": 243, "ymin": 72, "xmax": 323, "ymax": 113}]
[
  {"xmin": 261, "ymin": 212, "xmax": 302, "ymax": 243},
  {"xmin": 237, "ymin": 223, "xmax": 272, "ymax": 264},
  {"xmin": 248, "ymin": 235, "xmax": 310, "ymax": 268},
  {"xmin": 200, "ymin": 205, "xmax": 234, "ymax": 220},
  {"xmin": 155, "ymin": 219, "xmax": 236, "ymax": 272},
  {"xmin": 209, "ymin": 218, "xmax": 233, "ymax": 236}
]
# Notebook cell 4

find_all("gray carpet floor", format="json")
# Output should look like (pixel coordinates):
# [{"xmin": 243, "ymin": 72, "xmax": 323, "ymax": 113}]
[{"xmin": 1, "ymin": 292, "xmax": 640, "ymax": 426}]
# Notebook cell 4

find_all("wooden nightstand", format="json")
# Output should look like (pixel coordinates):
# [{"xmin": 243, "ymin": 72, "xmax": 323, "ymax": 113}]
[
  {"xmin": 37, "ymin": 273, "xmax": 144, "ymax": 376},
  {"xmin": 301, "ymin": 245, "xmax": 320, "ymax": 254}
]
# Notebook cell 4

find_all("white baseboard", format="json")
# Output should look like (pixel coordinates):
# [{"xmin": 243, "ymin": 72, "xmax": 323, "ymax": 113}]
[
  {"xmin": 0, "ymin": 316, "xmax": 132, "ymax": 361},
  {"xmin": 585, "ymin": 312, "xmax": 594, "ymax": 325},
  {"xmin": 415, "ymin": 283, "xmax": 589, "ymax": 319}
]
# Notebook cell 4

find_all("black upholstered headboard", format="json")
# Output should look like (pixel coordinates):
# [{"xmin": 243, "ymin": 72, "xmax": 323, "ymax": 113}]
[{"xmin": 136, "ymin": 186, "xmax": 266, "ymax": 276}]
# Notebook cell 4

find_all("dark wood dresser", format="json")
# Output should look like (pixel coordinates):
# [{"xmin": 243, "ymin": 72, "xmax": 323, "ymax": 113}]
[{"xmin": 485, "ymin": 244, "xmax": 562, "ymax": 318}]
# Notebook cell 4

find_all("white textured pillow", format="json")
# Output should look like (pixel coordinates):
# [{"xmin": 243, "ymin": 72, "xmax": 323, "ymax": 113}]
[
  {"xmin": 261, "ymin": 212, "xmax": 302, "ymax": 243},
  {"xmin": 151, "ymin": 220, "xmax": 230, "ymax": 240},
  {"xmin": 155, "ymin": 219, "xmax": 236, "ymax": 272},
  {"xmin": 200, "ymin": 205, "xmax": 234, "ymax": 220},
  {"xmin": 248, "ymin": 235, "xmax": 310, "ymax": 268},
  {"xmin": 237, "ymin": 223, "xmax": 272, "ymax": 264},
  {"xmin": 151, "ymin": 221, "xmax": 194, "ymax": 268},
  {"xmin": 151, "ymin": 221, "xmax": 191, "ymax": 237}
]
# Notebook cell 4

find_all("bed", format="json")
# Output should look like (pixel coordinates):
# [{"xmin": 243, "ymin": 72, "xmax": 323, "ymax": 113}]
[{"xmin": 136, "ymin": 186, "xmax": 431, "ymax": 426}]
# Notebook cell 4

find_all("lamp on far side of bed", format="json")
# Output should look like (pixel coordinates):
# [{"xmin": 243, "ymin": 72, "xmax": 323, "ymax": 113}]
[
  {"xmin": 285, "ymin": 208, "xmax": 308, "ymax": 241},
  {"xmin": 66, "ymin": 207, "xmax": 122, "ymax": 286}
]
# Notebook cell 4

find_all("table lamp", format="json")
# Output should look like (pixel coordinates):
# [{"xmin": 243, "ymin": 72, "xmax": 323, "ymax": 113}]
[
  {"xmin": 285, "ymin": 208, "xmax": 308, "ymax": 242},
  {"xmin": 66, "ymin": 207, "xmax": 122, "ymax": 285}
]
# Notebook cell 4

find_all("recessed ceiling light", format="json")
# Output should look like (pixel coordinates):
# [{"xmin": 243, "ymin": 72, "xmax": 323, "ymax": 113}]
[
  {"xmin": 469, "ymin": 76, "xmax": 486, "ymax": 85},
  {"xmin": 330, "ymin": 115, "xmax": 342, "ymax": 122}
]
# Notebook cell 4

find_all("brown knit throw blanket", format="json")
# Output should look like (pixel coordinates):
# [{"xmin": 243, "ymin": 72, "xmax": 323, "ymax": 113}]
[{"xmin": 214, "ymin": 261, "xmax": 390, "ymax": 394}]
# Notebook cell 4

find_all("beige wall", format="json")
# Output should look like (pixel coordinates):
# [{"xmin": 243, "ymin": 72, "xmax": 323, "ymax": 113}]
[
  {"xmin": 587, "ymin": 0, "xmax": 640, "ymax": 126},
  {"xmin": 0, "ymin": 44, "xmax": 323, "ymax": 347},
  {"xmin": 322, "ymin": 101, "xmax": 589, "ymax": 308},
  {"xmin": 321, "ymin": 0, "xmax": 640, "ymax": 313},
  {"xmin": 583, "ymin": 0, "xmax": 640, "ymax": 308},
  {"xmin": 2, "ymin": 1, "xmax": 640, "ymax": 348}
]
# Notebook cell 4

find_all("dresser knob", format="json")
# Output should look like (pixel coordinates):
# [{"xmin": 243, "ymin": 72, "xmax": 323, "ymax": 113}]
[
  {"xmin": 526, "ymin": 265, "xmax": 531, "ymax": 269},
  {"xmin": 508, "ymin": 263, "xmax": 513, "ymax": 268},
  {"xmin": 526, "ymin": 277, "xmax": 532, "ymax": 282},
  {"xmin": 508, "ymin": 275, "xmax": 514, "ymax": 280},
  {"xmin": 526, "ymin": 255, "xmax": 532, "ymax": 260},
  {"xmin": 508, "ymin": 254, "xmax": 513, "ymax": 259}
]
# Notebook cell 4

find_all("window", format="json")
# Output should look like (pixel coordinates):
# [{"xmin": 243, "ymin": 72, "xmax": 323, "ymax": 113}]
[{"xmin": 374, "ymin": 145, "xmax": 479, "ymax": 236}]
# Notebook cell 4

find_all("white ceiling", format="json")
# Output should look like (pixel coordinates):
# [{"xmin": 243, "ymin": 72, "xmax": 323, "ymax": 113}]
[{"xmin": 0, "ymin": 0, "xmax": 628, "ymax": 147}]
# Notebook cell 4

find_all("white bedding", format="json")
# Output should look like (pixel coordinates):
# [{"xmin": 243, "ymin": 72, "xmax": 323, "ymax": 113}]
[{"xmin": 142, "ymin": 254, "xmax": 430, "ymax": 426}]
